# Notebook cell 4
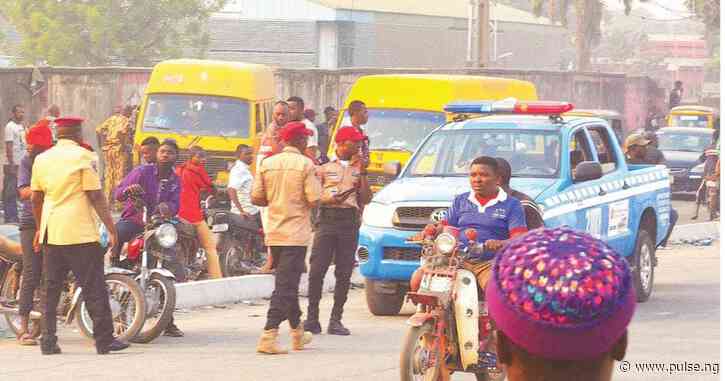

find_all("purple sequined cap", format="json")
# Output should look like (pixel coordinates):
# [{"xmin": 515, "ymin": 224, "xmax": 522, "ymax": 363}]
[{"xmin": 486, "ymin": 227, "xmax": 637, "ymax": 360}]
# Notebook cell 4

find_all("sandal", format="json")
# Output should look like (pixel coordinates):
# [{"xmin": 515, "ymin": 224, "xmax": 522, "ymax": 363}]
[{"xmin": 18, "ymin": 333, "xmax": 38, "ymax": 346}]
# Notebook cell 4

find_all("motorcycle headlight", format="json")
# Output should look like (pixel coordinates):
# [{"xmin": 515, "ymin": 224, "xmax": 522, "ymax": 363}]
[
  {"xmin": 155, "ymin": 223, "xmax": 178, "ymax": 248},
  {"xmin": 362, "ymin": 202, "xmax": 396, "ymax": 228},
  {"xmin": 434, "ymin": 233, "xmax": 457, "ymax": 254}
]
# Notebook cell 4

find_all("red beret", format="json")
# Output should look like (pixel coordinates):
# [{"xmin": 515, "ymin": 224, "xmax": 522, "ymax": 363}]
[
  {"xmin": 335, "ymin": 126, "xmax": 365, "ymax": 143},
  {"xmin": 26, "ymin": 125, "xmax": 53, "ymax": 150},
  {"xmin": 54, "ymin": 116, "xmax": 84, "ymax": 128},
  {"xmin": 279, "ymin": 121, "xmax": 313, "ymax": 142}
]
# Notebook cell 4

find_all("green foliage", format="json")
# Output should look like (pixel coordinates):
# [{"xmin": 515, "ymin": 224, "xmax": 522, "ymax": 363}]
[
  {"xmin": 0, "ymin": 0, "xmax": 227, "ymax": 66},
  {"xmin": 686, "ymin": 0, "xmax": 720, "ymax": 29}
]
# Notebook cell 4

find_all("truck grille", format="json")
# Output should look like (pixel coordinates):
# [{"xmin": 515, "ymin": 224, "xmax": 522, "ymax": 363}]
[
  {"xmin": 176, "ymin": 149, "xmax": 235, "ymax": 179},
  {"xmin": 383, "ymin": 247, "xmax": 420, "ymax": 261},
  {"xmin": 393, "ymin": 207, "xmax": 441, "ymax": 229},
  {"xmin": 369, "ymin": 172, "xmax": 396, "ymax": 189}
]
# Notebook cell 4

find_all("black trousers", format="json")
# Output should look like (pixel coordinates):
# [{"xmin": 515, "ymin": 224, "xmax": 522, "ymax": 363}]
[
  {"xmin": 264, "ymin": 246, "xmax": 306, "ymax": 330},
  {"xmin": 111, "ymin": 219, "xmax": 144, "ymax": 258},
  {"xmin": 18, "ymin": 226, "xmax": 42, "ymax": 317},
  {"xmin": 307, "ymin": 208, "xmax": 358, "ymax": 322},
  {"xmin": 42, "ymin": 242, "xmax": 114, "ymax": 349},
  {"xmin": 2, "ymin": 166, "xmax": 18, "ymax": 222}
]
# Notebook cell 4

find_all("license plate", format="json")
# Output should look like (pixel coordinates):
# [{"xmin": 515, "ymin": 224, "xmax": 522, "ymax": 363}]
[
  {"xmin": 212, "ymin": 224, "xmax": 229, "ymax": 233},
  {"xmin": 429, "ymin": 276, "xmax": 452, "ymax": 292}
]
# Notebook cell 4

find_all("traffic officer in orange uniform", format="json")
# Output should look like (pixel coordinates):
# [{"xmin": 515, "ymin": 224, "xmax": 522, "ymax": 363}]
[{"xmin": 304, "ymin": 126, "xmax": 372, "ymax": 336}]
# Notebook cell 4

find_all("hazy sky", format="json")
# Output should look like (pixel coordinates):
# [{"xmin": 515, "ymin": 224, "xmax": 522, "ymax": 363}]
[{"xmin": 602, "ymin": 0, "xmax": 692, "ymax": 19}]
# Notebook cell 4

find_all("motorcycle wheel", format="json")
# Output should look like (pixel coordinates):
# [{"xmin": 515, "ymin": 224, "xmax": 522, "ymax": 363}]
[
  {"xmin": 218, "ymin": 236, "xmax": 256, "ymax": 277},
  {"xmin": 2, "ymin": 266, "xmax": 42, "ymax": 338},
  {"xmin": 400, "ymin": 321, "xmax": 444, "ymax": 381},
  {"xmin": 131, "ymin": 273, "xmax": 176, "ymax": 344},
  {"xmin": 76, "ymin": 274, "xmax": 146, "ymax": 342}
]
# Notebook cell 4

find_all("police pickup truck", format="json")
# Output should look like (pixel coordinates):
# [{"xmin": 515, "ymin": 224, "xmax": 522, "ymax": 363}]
[{"xmin": 358, "ymin": 100, "xmax": 671, "ymax": 315}]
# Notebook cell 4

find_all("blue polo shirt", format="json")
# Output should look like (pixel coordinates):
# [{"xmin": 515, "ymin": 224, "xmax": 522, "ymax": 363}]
[{"xmin": 447, "ymin": 188, "xmax": 527, "ymax": 261}]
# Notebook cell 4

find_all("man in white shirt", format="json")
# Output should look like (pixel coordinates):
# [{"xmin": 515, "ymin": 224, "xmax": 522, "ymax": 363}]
[
  {"xmin": 287, "ymin": 96, "xmax": 319, "ymax": 162},
  {"xmin": 4, "ymin": 105, "xmax": 26, "ymax": 223},
  {"xmin": 228, "ymin": 144, "xmax": 260, "ymax": 226}
]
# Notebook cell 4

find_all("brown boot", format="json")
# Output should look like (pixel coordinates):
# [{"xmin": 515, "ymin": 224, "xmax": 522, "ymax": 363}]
[
  {"xmin": 290, "ymin": 325, "xmax": 312, "ymax": 351},
  {"xmin": 256, "ymin": 329, "xmax": 288, "ymax": 355}
]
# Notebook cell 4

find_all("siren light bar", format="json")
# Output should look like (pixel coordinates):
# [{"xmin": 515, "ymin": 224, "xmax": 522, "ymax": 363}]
[{"xmin": 444, "ymin": 98, "xmax": 574, "ymax": 115}]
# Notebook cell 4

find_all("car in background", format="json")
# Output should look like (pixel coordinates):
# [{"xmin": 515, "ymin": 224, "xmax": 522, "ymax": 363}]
[{"xmin": 657, "ymin": 127, "xmax": 714, "ymax": 193}]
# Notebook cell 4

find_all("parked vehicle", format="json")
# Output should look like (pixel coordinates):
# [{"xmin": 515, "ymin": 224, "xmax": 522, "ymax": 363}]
[
  {"xmin": 327, "ymin": 75, "xmax": 538, "ymax": 191},
  {"xmin": 667, "ymin": 105, "xmax": 717, "ymax": 129},
  {"xmin": 2, "ymin": 243, "xmax": 146, "ymax": 343},
  {"xmin": 400, "ymin": 224, "xmax": 503, "ymax": 381},
  {"xmin": 358, "ymin": 100, "xmax": 672, "ymax": 316},
  {"xmin": 657, "ymin": 127, "xmax": 714, "ymax": 193},
  {"xmin": 207, "ymin": 198, "xmax": 266, "ymax": 277},
  {"xmin": 133, "ymin": 59, "xmax": 276, "ymax": 185},
  {"xmin": 115, "ymin": 213, "xmax": 180, "ymax": 344}
]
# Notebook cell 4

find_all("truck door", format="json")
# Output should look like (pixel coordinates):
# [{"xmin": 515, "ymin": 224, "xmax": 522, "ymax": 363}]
[
  {"xmin": 587, "ymin": 125, "xmax": 632, "ymax": 255},
  {"xmin": 567, "ymin": 127, "xmax": 609, "ymax": 240}
]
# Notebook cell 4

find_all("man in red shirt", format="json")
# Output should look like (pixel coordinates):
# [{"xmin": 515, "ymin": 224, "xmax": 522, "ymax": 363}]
[{"xmin": 176, "ymin": 146, "xmax": 223, "ymax": 279}]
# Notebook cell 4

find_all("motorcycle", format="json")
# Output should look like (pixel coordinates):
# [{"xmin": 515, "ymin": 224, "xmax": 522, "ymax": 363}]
[
  {"xmin": 206, "ymin": 196, "xmax": 266, "ymax": 277},
  {"xmin": 400, "ymin": 224, "xmax": 504, "ymax": 381},
  {"xmin": 115, "ymin": 191, "xmax": 179, "ymax": 343},
  {"xmin": 1, "ymin": 238, "xmax": 146, "ymax": 343}
]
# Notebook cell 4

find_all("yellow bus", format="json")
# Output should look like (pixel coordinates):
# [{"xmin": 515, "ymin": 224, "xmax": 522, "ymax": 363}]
[
  {"xmin": 667, "ymin": 105, "xmax": 717, "ymax": 129},
  {"xmin": 328, "ymin": 74, "xmax": 538, "ymax": 191},
  {"xmin": 133, "ymin": 59, "xmax": 275, "ymax": 185}
]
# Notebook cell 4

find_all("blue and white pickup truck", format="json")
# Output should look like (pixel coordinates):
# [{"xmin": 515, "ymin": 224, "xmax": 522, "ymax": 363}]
[{"xmin": 358, "ymin": 100, "xmax": 672, "ymax": 315}]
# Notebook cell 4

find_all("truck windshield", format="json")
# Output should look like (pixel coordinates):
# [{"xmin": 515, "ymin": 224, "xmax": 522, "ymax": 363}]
[
  {"xmin": 142, "ymin": 94, "xmax": 250, "ymax": 138},
  {"xmin": 658, "ymin": 132, "xmax": 712, "ymax": 152},
  {"xmin": 406, "ymin": 129, "xmax": 561, "ymax": 178},
  {"xmin": 342, "ymin": 109, "xmax": 446, "ymax": 153}
]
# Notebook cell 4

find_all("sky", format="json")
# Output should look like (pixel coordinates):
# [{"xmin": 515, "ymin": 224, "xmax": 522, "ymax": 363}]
[{"xmin": 602, "ymin": 0, "xmax": 693, "ymax": 20}]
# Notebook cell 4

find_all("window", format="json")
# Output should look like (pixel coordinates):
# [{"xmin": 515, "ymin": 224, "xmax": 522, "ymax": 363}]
[
  {"xmin": 569, "ymin": 129, "xmax": 594, "ymax": 177},
  {"xmin": 142, "ymin": 94, "xmax": 250, "ymax": 138},
  {"xmin": 254, "ymin": 103, "xmax": 262, "ymax": 135},
  {"xmin": 340, "ymin": 109, "xmax": 446, "ymax": 154},
  {"xmin": 587, "ymin": 126, "xmax": 618, "ymax": 174}
]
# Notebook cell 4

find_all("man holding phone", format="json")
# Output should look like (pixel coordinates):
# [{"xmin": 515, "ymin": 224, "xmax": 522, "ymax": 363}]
[{"xmin": 304, "ymin": 126, "xmax": 372, "ymax": 336}]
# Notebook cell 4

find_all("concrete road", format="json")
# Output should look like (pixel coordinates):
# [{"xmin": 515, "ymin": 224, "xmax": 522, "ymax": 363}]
[
  {"xmin": 0, "ymin": 243, "xmax": 719, "ymax": 381},
  {"xmin": 672, "ymin": 193, "xmax": 714, "ymax": 225}
]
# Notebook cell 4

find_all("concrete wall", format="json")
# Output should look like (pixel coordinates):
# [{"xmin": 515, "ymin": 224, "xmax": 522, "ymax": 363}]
[{"xmin": 0, "ymin": 66, "xmax": 660, "ymax": 153}]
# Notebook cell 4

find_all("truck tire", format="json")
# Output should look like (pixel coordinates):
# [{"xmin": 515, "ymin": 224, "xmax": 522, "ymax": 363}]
[
  {"xmin": 365, "ymin": 279, "xmax": 405, "ymax": 316},
  {"xmin": 632, "ymin": 229, "xmax": 655, "ymax": 302}
]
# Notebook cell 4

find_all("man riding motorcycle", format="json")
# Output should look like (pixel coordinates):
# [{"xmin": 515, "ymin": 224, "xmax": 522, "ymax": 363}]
[
  {"xmin": 113, "ymin": 138, "xmax": 185, "ymax": 337},
  {"xmin": 413, "ymin": 156, "xmax": 528, "ymax": 290}
]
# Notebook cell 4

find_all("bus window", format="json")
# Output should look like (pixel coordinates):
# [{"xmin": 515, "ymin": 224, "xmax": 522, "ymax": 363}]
[{"xmin": 255, "ymin": 103, "xmax": 263, "ymax": 135}]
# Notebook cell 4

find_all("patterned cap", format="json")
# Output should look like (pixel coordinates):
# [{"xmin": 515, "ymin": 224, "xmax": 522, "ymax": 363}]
[{"xmin": 486, "ymin": 227, "xmax": 636, "ymax": 360}]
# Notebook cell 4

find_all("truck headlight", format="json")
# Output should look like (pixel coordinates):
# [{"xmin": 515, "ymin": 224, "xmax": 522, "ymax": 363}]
[
  {"xmin": 155, "ymin": 223, "xmax": 178, "ymax": 248},
  {"xmin": 434, "ymin": 233, "xmax": 457, "ymax": 254},
  {"xmin": 362, "ymin": 202, "xmax": 396, "ymax": 228}
]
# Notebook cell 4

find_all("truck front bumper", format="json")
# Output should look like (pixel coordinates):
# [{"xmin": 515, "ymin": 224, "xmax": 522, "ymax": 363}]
[{"xmin": 357, "ymin": 225, "xmax": 421, "ymax": 281}]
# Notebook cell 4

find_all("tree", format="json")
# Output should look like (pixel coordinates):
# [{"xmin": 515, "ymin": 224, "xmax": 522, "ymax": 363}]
[
  {"xmin": 530, "ymin": 0, "xmax": 647, "ymax": 71},
  {"xmin": 0, "ymin": 0, "xmax": 227, "ymax": 66}
]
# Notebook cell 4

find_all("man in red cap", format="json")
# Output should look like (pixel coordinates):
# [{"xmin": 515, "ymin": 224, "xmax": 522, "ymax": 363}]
[
  {"xmin": 304, "ymin": 126, "xmax": 371, "ymax": 336},
  {"xmin": 251, "ymin": 121, "xmax": 322, "ymax": 355},
  {"xmin": 14, "ymin": 123, "xmax": 54, "ymax": 345},
  {"xmin": 30, "ymin": 116, "xmax": 128, "ymax": 355}
]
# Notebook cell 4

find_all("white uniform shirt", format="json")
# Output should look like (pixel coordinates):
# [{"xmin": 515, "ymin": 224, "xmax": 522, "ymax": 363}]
[{"xmin": 228, "ymin": 160, "xmax": 259, "ymax": 215}]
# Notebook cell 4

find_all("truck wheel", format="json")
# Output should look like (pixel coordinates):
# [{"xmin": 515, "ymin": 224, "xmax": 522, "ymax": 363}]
[
  {"xmin": 365, "ymin": 279, "xmax": 405, "ymax": 316},
  {"xmin": 632, "ymin": 229, "xmax": 655, "ymax": 302}
]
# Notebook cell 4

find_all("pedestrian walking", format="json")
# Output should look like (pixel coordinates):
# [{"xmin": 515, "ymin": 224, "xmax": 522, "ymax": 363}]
[
  {"xmin": 96, "ymin": 106, "xmax": 132, "ymax": 210},
  {"xmin": 4, "ymin": 105, "xmax": 26, "ymax": 224},
  {"xmin": 304, "ymin": 126, "xmax": 372, "ymax": 336},
  {"xmin": 177, "ymin": 146, "xmax": 223, "ymax": 279},
  {"xmin": 488, "ymin": 227, "xmax": 635, "ymax": 381},
  {"xmin": 669, "ymin": 81, "xmax": 683, "ymax": 110},
  {"xmin": 287, "ymin": 97, "xmax": 319, "ymax": 162},
  {"xmin": 30, "ymin": 117, "xmax": 128, "ymax": 355},
  {"xmin": 317, "ymin": 106, "xmax": 337, "ymax": 164},
  {"xmin": 252, "ymin": 121, "xmax": 321, "ymax": 354},
  {"xmin": 15, "ymin": 123, "xmax": 54, "ymax": 346}
]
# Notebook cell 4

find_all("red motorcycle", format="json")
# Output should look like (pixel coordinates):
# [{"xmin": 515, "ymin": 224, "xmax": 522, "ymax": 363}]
[{"xmin": 400, "ymin": 224, "xmax": 504, "ymax": 381}]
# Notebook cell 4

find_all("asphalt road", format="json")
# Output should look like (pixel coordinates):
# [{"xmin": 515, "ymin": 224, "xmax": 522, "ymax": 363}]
[
  {"xmin": 672, "ymin": 193, "xmax": 714, "ymax": 225},
  {"xmin": 0, "ymin": 243, "xmax": 719, "ymax": 381}
]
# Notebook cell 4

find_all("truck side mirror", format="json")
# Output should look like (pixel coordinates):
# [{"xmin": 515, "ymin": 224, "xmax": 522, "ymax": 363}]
[
  {"xmin": 573, "ymin": 161, "xmax": 603, "ymax": 182},
  {"xmin": 383, "ymin": 161, "xmax": 402, "ymax": 177}
]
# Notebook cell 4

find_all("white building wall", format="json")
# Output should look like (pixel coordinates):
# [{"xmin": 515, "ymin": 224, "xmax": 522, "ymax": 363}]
[{"xmin": 215, "ymin": 0, "xmax": 336, "ymax": 21}]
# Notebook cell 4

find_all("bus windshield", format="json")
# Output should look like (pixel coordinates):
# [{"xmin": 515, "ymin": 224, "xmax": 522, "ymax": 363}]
[
  {"xmin": 342, "ymin": 109, "xmax": 446, "ymax": 153},
  {"xmin": 142, "ymin": 94, "xmax": 250, "ymax": 138}
]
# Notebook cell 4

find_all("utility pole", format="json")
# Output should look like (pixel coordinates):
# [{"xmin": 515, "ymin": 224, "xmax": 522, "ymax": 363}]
[{"xmin": 467, "ymin": 0, "xmax": 491, "ymax": 67}]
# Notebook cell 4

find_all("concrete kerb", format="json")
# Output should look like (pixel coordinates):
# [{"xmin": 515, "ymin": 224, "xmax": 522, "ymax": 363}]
[{"xmin": 176, "ymin": 268, "xmax": 364, "ymax": 310}]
